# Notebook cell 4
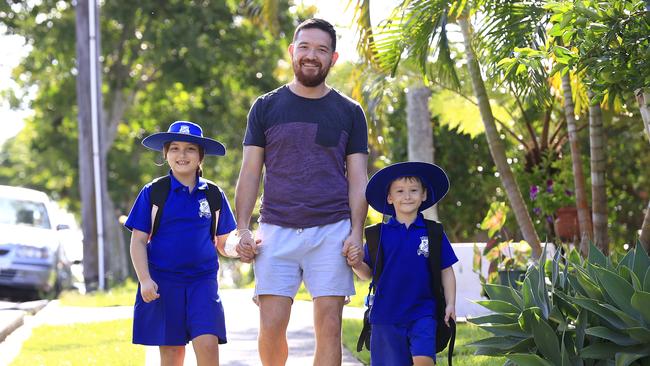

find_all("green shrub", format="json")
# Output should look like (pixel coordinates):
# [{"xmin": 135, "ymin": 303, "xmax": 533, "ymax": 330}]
[{"xmin": 469, "ymin": 243, "xmax": 650, "ymax": 366}]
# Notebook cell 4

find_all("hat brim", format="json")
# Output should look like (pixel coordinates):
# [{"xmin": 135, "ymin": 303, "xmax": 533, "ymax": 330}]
[
  {"xmin": 142, "ymin": 133, "xmax": 226, "ymax": 156},
  {"xmin": 366, "ymin": 162, "xmax": 449, "ymax": 216}
]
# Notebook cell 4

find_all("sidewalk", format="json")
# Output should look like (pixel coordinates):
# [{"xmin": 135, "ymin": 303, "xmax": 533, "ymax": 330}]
[
  {"xmin": 0, "ymin": 289, "xmax": 364, "ymax": 365},
  {"xmin": 146, "ymin": 288, "xmax": 364, "ymax": 365}
]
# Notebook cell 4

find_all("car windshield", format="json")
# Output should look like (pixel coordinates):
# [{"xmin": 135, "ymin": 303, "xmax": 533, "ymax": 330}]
[{"xmin": 0, "ymin": 197, "xmax": 51, "ymax": 229}]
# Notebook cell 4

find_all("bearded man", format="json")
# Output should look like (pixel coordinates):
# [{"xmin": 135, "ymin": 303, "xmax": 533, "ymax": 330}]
[{"xmin": 233, "ymin": 18, "xmax": 369, "ymax": 366}]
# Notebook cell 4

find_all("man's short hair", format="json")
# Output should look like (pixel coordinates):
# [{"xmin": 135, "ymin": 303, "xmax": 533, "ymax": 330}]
[{"xmin": 293, "ymin": 18, "xmax": 336, "ymax": 52}]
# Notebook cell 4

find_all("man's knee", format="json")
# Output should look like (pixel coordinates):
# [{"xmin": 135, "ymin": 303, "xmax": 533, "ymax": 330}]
[
  {"xmin": 313, "ymin": 297, "xmax": 344, "ymax": 338},
  {"xmin": 259, "ymin": 295, "xmax": 292, "ymax": 333}
]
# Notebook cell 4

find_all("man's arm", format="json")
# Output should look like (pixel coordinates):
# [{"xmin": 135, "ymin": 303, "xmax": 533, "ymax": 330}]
[
  {"xmin": 234, "ymin": 145, "xmax": 265, "ymax": 261},
  {"xmin": 342, "ymin": 152, "xmax": 368, "ymax": 257}
]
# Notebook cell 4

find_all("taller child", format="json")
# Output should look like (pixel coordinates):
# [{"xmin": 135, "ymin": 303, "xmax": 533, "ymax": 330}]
[
  {"xmin": 234, "ymin": 18, "xmax": 369, "ymax": 366},
  {"xmin": 125, "ymin": 121, "xmax": 237, "ymax": 365}
]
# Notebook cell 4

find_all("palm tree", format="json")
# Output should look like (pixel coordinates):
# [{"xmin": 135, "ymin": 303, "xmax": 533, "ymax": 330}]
[
  {"xmin": 588, "ymin": 90, "xmax": 608, "ymax": 253},
  {"xmin": 560, "ymin": 73, "xmax": 593, "ymax": 255},
  {"xmin": 351, "ymin": 0, "xmax": 543, "ymax": 257}
]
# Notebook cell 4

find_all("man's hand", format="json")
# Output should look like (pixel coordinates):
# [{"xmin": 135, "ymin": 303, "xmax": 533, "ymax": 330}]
[{"xmin": 236, "ymin": 229, "xmax": 260, "ymax": 263}]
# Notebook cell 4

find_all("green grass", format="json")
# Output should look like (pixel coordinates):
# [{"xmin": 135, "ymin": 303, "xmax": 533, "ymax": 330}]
[
  {"xmin": 59, "ymin": 279, "xmax": 137, "ymax": 307},
  {"xmin": 9, "ymin": 318, "xmax": 143, "ymax": 366},
  {"xmin": 342, "ymin": 319, "xmax": 506, "ymax": 366}
]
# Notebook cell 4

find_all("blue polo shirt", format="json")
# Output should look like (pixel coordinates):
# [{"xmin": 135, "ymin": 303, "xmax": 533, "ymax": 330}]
[
  {"xmin": 124, "ymin": 172, "xmax": 236, "ymax": 281},
  {"xmin": 363, "ymin": 214, "xmax": 458, "ymax": 324}
]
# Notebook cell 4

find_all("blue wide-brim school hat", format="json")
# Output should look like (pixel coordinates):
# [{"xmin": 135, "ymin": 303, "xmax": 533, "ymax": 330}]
[
  {"xmin": 366, "ymin": 161, "xmax": 449, "ymax": 216},
  {"xmin": 142, "ymin": 121, "xmax": 226, "ymax": 156}
]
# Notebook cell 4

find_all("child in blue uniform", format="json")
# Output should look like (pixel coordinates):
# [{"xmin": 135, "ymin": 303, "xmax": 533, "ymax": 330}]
[
  {"xmin": 347, "ymin": 162, "xmax": 458, "ymax": 366},
  {"xmin": 124, "ymin": 121, "xmax": 236, "ymax": 365}
]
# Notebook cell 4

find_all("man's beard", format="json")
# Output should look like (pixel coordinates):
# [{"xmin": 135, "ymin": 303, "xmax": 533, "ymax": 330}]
[{"xmin": 293, "ymin": 58, "xmax": 332, "ymax": 87}]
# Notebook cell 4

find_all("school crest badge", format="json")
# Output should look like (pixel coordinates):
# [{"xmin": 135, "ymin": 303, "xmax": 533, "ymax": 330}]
[
  {"xmin": 179, "ymin": 125, "xmax": 191, "ymax": 134},
  {"xmin": 417, "ymin": 236, "xmax": 429, "ymax": 258},
  {"xmin": 198, "ymin": 198, "xmax": 211, "ymax": 218}
]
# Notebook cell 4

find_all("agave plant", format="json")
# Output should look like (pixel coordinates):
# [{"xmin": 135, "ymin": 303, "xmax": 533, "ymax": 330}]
[{"xmin": 469, "ymin": 243, "xmax": 650, "ymax": 366}]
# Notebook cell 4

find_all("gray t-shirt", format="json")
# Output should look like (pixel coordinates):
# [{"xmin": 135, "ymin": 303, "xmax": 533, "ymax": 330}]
[{"xmin": 243, "ymin": 85, "xmax": 368, "ymax": 228}]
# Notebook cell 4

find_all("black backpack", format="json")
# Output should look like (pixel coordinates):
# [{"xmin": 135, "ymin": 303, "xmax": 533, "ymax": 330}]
[
  {"xmin": 149, "ymin": 175, "xmax": 222, "ymax": 238},
  {"xmin": 356, "ymin": 219, "xmax": 456, "ymax": 366}
]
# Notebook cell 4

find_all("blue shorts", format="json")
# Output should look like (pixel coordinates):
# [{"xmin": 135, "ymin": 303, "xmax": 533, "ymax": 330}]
[
  {"xmin": 133, "ymin": 276, "xmax": 227, "ymax": 346},
  {"xmin": 370, "ymin": 316, "xmax": 436, "ymax": 366}
]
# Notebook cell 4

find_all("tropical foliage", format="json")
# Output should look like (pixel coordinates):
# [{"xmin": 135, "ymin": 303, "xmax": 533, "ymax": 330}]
[{"xmin": 470, "ymin": 243, "xmax": 650, "ymax": 365}]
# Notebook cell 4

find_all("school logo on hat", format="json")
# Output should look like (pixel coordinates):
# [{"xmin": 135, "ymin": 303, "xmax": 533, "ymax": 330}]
[
  {"xmin": 142, "ymin": 120, "xmax": 226, "ymax": 156},
  {"xmin": 179, "ymin": 125, "xmax": 191, "ymax": 134}
]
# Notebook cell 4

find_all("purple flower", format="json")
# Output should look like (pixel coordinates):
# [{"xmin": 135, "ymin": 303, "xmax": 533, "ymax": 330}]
[
  {"xmin": 546, "ymin": 215, "xmax": 554, "ymax": 224},
  {"xmin": 530, "ymin": 185, "xmax": 539, "ymax": 200},
  {"xmin": 546, "ymin": 179, "xmax": 554, "ymax": 193},
  {"xmin": 533, "ymin": 207, "xmax": 542, "ymax": 216},
  {"xmin": 565, "ymin": 189, "xmax": 574, "ymax": 196}
]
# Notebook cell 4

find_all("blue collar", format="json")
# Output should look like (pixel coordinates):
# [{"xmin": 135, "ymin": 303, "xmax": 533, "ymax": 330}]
[
  {"xmin": 169, "ymin": 171, "xmax": 207, "ymax": 192},
  {"xmin": 386, "ymin": 213, "xmax": 426, "ymax": 228}
]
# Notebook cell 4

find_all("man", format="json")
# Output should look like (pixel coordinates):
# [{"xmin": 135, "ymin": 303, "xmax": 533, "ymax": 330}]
[{"xmin": 234, "ymin": 18, "xmax": 368, "ymax": 366}]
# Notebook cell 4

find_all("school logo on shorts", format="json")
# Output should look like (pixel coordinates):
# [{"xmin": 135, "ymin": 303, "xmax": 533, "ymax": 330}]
[
  {"xmin": 417, "ymin": 236, "xmax": 429, "ymax": 258},
  {"xmin": 198, "ymin": 198, "xmax": 211, "ymax": 218}
]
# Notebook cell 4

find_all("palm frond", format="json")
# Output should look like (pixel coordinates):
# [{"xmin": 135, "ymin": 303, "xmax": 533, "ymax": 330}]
[
  {"xmin": 351, "ymin": 0, "xmax": 463, "ymax": 90},
  {"xmin": 477, "ymin": 0, "xmax": 551, "ymax": 107}
]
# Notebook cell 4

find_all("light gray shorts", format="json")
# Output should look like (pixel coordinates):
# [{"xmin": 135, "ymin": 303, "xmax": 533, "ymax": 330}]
[{"xmin": 253, "ymin": 219, "xmax": 356, "ymax": 299}]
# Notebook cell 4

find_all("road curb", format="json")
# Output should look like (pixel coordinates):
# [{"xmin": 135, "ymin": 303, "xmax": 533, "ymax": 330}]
[{"xmin": 0, "ymin": 310, "xmax": 25, "ymax": 343}]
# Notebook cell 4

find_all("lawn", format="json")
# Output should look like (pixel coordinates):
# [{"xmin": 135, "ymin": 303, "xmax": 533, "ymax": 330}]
[
  {"xmin": 58, "ymin": 279, "xmax": 137, "ymax": 307},
  {"xmin": 9, "ymin": 318, "xmax": 143, "ymax": 366},
  {"xmin": 10, "ymin": 281, "xmax": 141, "ymax": 366},
  {"xmin": 342, "ymin": 318, "xmax": 506, "ymax": 366}
]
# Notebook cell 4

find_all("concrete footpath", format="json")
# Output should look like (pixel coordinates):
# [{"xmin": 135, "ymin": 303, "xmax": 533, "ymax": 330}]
[{"xmin": 0, "ymin": 289, "xmax": 364, "ymax": 366}]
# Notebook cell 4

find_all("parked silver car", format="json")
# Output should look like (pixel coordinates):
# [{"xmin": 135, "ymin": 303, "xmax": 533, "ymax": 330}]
[{"xmin": 0, "ymin": 185, "xmax": 73, "ymax": 298}]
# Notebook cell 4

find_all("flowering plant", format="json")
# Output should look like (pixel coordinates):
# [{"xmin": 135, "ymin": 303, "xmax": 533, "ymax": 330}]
[{"xmin": 529, "ymin": 178, "xmax": 575, "ymax": 219}]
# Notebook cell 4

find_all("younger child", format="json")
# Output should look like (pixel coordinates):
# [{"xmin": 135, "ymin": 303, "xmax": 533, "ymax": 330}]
[
  {"xmin": 347, "ymin": 161, "xmax": 458, "ymax": 366},
  {"xmin": 124, "ymin": 121, "xmax": 236, "ymax": 365}
]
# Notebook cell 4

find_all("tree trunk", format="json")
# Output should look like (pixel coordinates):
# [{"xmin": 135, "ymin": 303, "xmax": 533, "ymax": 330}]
[
  {"xmin": 458, "ymin": 13, "xmax": 542, "ymax": 258},
  {"xmin": 74, "ymin": 0, "xmax": 101, "ymax": 290},
  {"xmin": 636, "ymin": 88, "xmax": 650, "ymax": 253},
  {"xmin": 588, "ymin": 90, "xmax": 608, "ymax": 253},
  {"xmin": 100, "ymin": 89, "xmax": 133, "ymax": 283},
  {"xmin": 561, "ymin": 74, "xmax": 593, "ymax": 256},
  {"xmin": 406, "ymin": 86, "xmax": 438, "ymax": 220}
]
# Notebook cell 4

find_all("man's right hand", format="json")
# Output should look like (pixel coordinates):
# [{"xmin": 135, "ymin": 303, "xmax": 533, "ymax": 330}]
[{"xmin": 236, "ymin": 229, "xmax": 260, "ymax": 263}]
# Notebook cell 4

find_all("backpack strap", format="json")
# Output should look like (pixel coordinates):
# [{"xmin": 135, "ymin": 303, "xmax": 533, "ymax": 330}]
[
  {"xmin": 356, "ymin": 223, "xmax": 382, "ymax": 352},
  {"xmin": 150, "ymin": 176, "xmax": 171, "ymax": 238},
  {"xmin": 364, "ymin": 223, "xmax": 383, "ymax": 283},
  {"xmin": 205, "ymin": 181, "xmax": 223, "ymax": 239},
  {"xmin": 425, "ymin": 219, "xmax": 445, "ymax": 308},
  {"xmin": 425, "ymin": 219, "xmax": 455, "ymax": 366}
]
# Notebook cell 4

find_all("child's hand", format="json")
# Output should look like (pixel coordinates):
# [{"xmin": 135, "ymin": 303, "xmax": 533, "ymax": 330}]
[
  {"xmin": 140, "ymin": 278, "xmax": 160, "ymax": 303},
  {"xmin": 444, "ymin": 304, "xmax": 456, "ymax": 326},
  {"xmin": 345, "ymin": 244, "xmax": 363, "ymax": 268}
]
